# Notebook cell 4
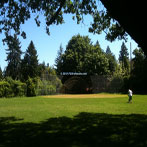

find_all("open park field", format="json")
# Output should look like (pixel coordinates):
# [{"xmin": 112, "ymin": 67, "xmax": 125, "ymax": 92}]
[{"xmin": 0, "ymin": 94, "xmax": 147, "ymax": 146}]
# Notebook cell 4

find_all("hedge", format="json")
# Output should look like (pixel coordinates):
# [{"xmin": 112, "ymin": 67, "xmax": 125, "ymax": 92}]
[{"xmin": 0, "ymin": 78, "xmax": 26, "ymax": 98}]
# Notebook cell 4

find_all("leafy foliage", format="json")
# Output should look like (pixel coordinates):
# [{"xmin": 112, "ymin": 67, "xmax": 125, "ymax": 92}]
[
  {"xmin": 0, "ymin": 81, "xmax": 11, "ymax": 97},
  {"xmin": 5, "ymin": 77, "xmax": 27, "ymax": 97},
  {"xmin": 37, "ymin": 76, "xmax": 62, "ymax": 96},
  {"xmin": 132, "ymin": 48, "xmax": 146, "ymax": 77},
  {"xmin": 0, "ymin": 0, "xmax": 97, "ymax": 37},
  {"xmin": 26, "ymin": 77, "xmax": 37, "ymax": 97},
  {"xmin": 37, "ymin": 65, "xmax": 62, "ymax": 95},
  {"xmin": 55, "ymin": 35, "xmax": 121, "ymax": 94},
  {"xmin": 0, "ymin": 77, "xmax": 26, "ymax": 98},
  {"xmin": 56, "ymin": 34, "xmax": 111, "ymax": 75},
  {"xmin": 89, "ymin": 10, "xmax": 127, "ymax": 41},
  {"xmin": 0, "ymin": 0, "xmax": 128, "ymax": 44},
  {"xmin": 37, "ymin": 80, "xmax": 56, "ymax": 95},
  {"xmin": 130, "ymin": 48, "xmax": 147, "ymax": 93}
]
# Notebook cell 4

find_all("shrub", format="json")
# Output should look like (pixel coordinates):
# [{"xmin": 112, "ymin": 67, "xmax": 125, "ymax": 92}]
[
  {"xmin": 107, "ymin": 75, "xmax": 124, "ymax": 93},
  {"xmin": 26, "ymin": 77, "xmax": 37, "ymax": 97},
  {"xmin": 13, "ymin": 80, "xmax": 27, "ymax": 96},
  {"xmin": 37, "ymin": 80, "xmax": 57, "ymax": 95},
  {"xmin": 36, "ymin": 75, "xmax": 62, "ymax": 95},
  {"xmin": 47, "ymin": 84, "xmax": 56, "ymax": 95},
  {"xmin": 6, "ymin": 77, "xmax": 27, "ymax": 97},
  {"xmin": 0, "ymin": 78, "xmax": 26, "ymax": 97},
  {"xmin": 0, "ymin": 81, "xmax": 11, "ymax": 97}
]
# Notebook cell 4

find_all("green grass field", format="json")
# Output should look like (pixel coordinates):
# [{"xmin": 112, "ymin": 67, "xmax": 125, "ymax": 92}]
[
  {"xmin": 0, "ymin": 94, "xmax": 147, "ymax": 147},
  {"xmin": 0, "ymin": 94, "xmax": 147, "ymax": 123}
]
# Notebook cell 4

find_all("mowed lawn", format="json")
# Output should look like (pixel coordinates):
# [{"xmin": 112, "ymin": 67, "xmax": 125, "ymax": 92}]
[
  {"xmin": 0, "ymin": 94, "xmax": 147, "ymax": 147},
  {"xmin": 0, "ymin": 94, "xmax": 147, "ymax": 123}
]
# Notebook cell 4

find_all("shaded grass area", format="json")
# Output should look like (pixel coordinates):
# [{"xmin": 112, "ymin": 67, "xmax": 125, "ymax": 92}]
[
  {"xmin": 0, "ymin": 95, "xmax": 147, "ymax": 146},
  {"xmin": 0, "ymin": 113, "xmax": 147, "ymax": 147}
]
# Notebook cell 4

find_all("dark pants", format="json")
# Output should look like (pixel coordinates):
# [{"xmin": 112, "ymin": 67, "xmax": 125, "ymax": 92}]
[{"xmin": 128, "ymin": 96, "xmax": 132, "ymax": 102}]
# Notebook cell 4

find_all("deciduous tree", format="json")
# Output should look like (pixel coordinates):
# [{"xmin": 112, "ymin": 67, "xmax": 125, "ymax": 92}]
[
  {"xmin": 130, "ymin": 48, "xmax": 147, "ymax": 93},
  {"xmin": 56, "ymin": 34, "xmax": 109, "ymax": 75},
  {"xmin": 0, "ymin": 0, "xmax": 146, "ymax": 55}
]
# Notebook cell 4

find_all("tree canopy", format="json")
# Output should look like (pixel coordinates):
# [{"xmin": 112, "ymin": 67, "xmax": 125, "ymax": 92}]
[
  {"xmin": 100, "ymin": 0, "xmax": 147, "ymax": 55},
  {"xmin": 130, "ymin": 48, "xmax": 147, "ymax": 93},
  {"xmin": 0, "ymin": 0, "xmax": 146, "ymax": 55},
  {"xmin": 55, "ymin": 34, "xmax": 117, "ymax": 75}
]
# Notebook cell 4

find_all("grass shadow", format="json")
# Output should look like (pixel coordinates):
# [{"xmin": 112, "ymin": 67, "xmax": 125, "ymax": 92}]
[{"xmin": 0, "ymin": 113, "xmax": 147, "ymax": 147}]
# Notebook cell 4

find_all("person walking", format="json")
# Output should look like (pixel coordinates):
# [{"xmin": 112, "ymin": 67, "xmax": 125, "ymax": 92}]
[{"xmin": 128, "ymin": 89, "xmax": 133, "ymax": 103}]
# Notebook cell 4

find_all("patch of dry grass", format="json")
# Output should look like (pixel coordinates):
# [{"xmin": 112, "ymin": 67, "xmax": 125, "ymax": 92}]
[{"xmin": 43, "ymin": 93, "xmax": 126, "ymax": 99}]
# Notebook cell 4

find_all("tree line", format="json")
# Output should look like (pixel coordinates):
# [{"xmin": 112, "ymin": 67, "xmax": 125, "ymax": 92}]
[
  {"xmin": 0, "ymin": 34, "xmax": 62, "ymax": 97},
  {"xmin": 55, "ymin": 35, "xmax": 130, "ymax": 76},
  {"xmin": 0, "ymin": 34, "xmax": 147, "ymax": 97},
  {"xmin": 55, "ymin": 35, "xmax": 147, "ymax": 94}
]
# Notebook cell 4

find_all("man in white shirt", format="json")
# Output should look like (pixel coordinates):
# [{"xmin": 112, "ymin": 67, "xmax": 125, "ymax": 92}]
[{"xmin": 128, "ymin": 89, "xmax": 133, "ymax": 103}]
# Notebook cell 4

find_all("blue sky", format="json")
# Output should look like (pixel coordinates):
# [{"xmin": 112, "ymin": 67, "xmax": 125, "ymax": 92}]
[{"xmin": 0, "ymin": 14, "xmax": 138, "ymax": 71}]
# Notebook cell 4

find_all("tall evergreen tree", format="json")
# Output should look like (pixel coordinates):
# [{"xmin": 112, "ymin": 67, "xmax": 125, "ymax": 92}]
[
  {"xmin": 106, "ymin": 46, "xmax": 111, "ymax": 54},
  {"xmin": 105, "ymin": 46, "xmax": 117, "ymax": 75},
  {"xmin": 130, "ymin": 48, "xmax": 147, "ymax": 93},
  {"xmin": 0, "ymin": 66, "xmax": 3, "ymax": 80},
  {"xmin": 21, "ymin": 41, "xmax": 39, "ymax": 81},
  {"xmin": 55, "ymin": 44, "xmax": 64, "ymax": 75},
  {"xmin": 38, "ymin": 61, "xmax": 46, "ymax": 77},
  {"xmin": 132, "ymin": 48, "xmax": 146, "ymax": 76},
  {"xmin": 119, "ymin": 42, "xmax": 130, "ymax": 74},
  {"xmin": 5, "ymin": 35, "xmax": 22, "ymax": 80}
]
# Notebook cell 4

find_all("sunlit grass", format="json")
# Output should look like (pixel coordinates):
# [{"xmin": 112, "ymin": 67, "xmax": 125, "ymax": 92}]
[{"xmin": 0, "ymin": 94, "xmax": 147, "ymax": 123}]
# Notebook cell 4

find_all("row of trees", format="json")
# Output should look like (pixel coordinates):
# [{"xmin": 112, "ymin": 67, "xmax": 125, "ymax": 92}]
[
  {"xmin": 55, "ymin": 35, "xmax": 130, "ymax": 76},
  {"xmin": 1, "ymin": 34, "xmax": 147, "ymax": 96},
  {"xmin": 0, "ymin": 35, "xmax": 62, "ymax": 97},
  {"xmin": 55, "ymin": 35, "xmax": 147, "ymax": 94},
  {"xmin": 3, "ymin": 35, "xmax": 42, "ymax": 81}
]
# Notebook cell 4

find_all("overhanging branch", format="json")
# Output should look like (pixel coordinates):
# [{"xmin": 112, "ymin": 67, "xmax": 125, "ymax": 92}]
[{"xmin": 46, "ymin": 0, "xmax": 66, "ymax": 26}]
